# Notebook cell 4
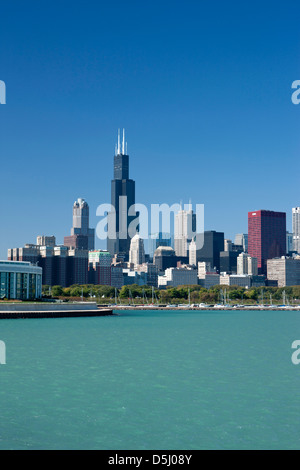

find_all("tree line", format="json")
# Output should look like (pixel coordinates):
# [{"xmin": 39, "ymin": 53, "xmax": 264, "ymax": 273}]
[{"xmin": 42, "ymin": 284, "xmax": 300, "ymax": 305}]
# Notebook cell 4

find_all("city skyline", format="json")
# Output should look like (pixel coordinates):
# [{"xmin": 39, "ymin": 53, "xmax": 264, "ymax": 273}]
[
  {"xmin": 0, "ymin": 154, "xmax": 298, "ymax": 261},
  {"xmin": 0, "ymin": 124, "xmax": 297, "ymax": 260},
  {"xmin": 2, "ymin": 168, "xmax": 297, "ymax": 259},
  {"xmin": 0, "ymin": 1, "xmax": 299, "ymax": 259}
]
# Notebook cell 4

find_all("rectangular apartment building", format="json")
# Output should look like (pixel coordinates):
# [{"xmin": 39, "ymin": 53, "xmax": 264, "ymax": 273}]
[{"xmin": 267, "ymin": 257, "xmax": 300, "ymax": 287}]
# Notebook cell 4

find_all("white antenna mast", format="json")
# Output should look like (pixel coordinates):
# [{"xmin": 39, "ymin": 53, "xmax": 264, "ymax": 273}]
[
  {"xmin": 117, "ymin": 129, "xmax": 121, "ymax": 155},
  {"xmin": 122, "ymin": 128, "xmax": 125, "ymax": 155}
]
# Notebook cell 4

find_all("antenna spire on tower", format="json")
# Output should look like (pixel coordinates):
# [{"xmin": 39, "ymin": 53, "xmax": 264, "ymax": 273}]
[
  {"xmin": 117, "ymin": 129, "xmax": 121, "ymax": 155},
  {"xmin": 122, "ymin": 128, "xmax": 125, "ymax": 155}
]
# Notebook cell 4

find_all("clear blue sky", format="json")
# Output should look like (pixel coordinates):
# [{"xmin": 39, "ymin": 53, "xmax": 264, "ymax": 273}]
[{"xmin": 0, "ymin": 0, "xmax": 299, "ymax": 258}]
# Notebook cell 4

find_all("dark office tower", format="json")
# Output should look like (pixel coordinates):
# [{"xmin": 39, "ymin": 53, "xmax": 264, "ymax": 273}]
[
  {"xmin": 67, "ymin": 249, "xmax": 88, "ymax": 286},
  {"xmin": 193, "ymin": 231, "xmax": 225, "ymax": 272},
  {"xmin": 220, "ymin": 251, "xmax": 241, "ymax": 274},
  {"xmin": 107, "ymin": 129, "xmax": 138, "ymax": 261},
  {"xmin": 64, "ymin": 198, "xmax": 95, "ymax": 251},
  {"xmin": 38, "ymin": 246, "xmax": 54, "ymax": 286},
  {"xmin": 248, "ymin": 210, "xmax": 286, "ymax": 275},
  {"xmin": 153, "ymin": 246, "xmax": 177, "ymax": 272},
  {"xmin": 53, "ymin": 246, "xmax": 68, "ymax": 287}
]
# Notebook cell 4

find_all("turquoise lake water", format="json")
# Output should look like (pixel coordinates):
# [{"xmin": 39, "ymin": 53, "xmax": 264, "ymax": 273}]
[{"xmin": 0, "ymin": 309, "xmax": 300, "ymax": 450}]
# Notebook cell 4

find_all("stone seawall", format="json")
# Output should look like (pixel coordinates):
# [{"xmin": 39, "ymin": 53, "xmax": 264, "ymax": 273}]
[
  {"xmin": 0, "ymin": 302, "xmax": 113, "ymax": 319},
  {"xmin": 0, "ymin": 302, "xmax": 98, "ymax": 312}
]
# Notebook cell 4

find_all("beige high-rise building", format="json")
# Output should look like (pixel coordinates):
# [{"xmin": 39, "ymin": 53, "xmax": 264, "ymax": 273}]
[
  {"xmin": 36, "ymin": 235, "xmax": 56, "ymax": 247},
  {"xmin": 267, "ymin": 257, "xmax": 300, "ymax": 287},
  {"xmin": 129, "ymin": 234, "xmax": 145, "ymax": 267},
  {"xmin": 247, "ymin": 256, "xmax": 258, "ymax": 276},
  {"xmin": 237, "ymin": 252, "xmax": 258, "ymax": 276},
  {"xmin": 174, "ymin": 209, "xmax": 196, "ymax": 257},
  {"xmin": 189, "ymin": 238, "xmax": 197, "ymax": 266},
  {"xmin": 293, "ymin": 208, "xmax": 300, "ymax": 254},
  {"xmin": 224, "ymin": 239, "xmax": 232, "ymax": 252},
  {"xmin": 198, "ymin": 261, "xmax": 213, "ymax": 276}
]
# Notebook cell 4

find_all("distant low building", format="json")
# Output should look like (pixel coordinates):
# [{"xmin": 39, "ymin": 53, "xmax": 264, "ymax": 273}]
[
  {"xmin": 122, "ymin": 269, "xmax": 148, "ymax": 286},
  {"xmin": 0, "ymin": 261, "xmax": 42, "ymax": 300},
  {"xmin": 88, "ymin": 250, "xmax": 112, "ymax": 286},
  {"xmin": 8, "ymin": 241, "xmax": 89, "ymax": 287},
  {"xmin": 251, "ymin": 275, "xmax": 266, "ymax": 287},
  {"xmin": 111, "ymin": 265, "xmax": 124, "ymax": 288},
  {"xmin": 198, "ymin": 274, "xmax": 220, "ymax": 289},
  {"xmin": 135, "ymin": 263, "xmax": 158, "ymax": 287},
  {"xmin": 197, "ymin": 261, "xmax": 220, "ymax": 288},
  {"xmin": 267, "ymin": 257, "xmax": 300, "ymax": 287},
  {"xmin": 220, "ymin": 274, "xmax": 251, "ymax": 288},
  {"xmin": 36, "ymin": 235, "xmax": 56, "ymax": 247},
  {"xmin": 158, "ymin": 267, "xmax": 198, "ymax": 288}
]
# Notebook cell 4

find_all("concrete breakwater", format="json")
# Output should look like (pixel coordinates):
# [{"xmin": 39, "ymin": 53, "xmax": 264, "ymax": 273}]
[{"xmin": 0, "ymin": 302, "xmax": 113, "ymax": 319}]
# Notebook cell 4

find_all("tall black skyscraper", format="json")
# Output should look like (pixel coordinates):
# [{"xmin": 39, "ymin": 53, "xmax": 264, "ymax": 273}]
[
  {"xmin": 107, "ymin": 129, "xmax": 138, "ymax": 260},
  {"xmin": 193, "ymin": 230, "xmax": 225, "ymax": 272}
]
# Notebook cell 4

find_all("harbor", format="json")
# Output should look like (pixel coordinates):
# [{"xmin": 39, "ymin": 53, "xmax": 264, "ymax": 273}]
[{"xmin": 111, "ymin": 304, "xmax": 300, "ymax": 311}]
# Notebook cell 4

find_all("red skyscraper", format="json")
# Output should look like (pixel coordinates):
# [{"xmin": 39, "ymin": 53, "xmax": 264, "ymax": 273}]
[{"xmin": 248, "ymin": 210, "xmax": 286, "ymax": 275}]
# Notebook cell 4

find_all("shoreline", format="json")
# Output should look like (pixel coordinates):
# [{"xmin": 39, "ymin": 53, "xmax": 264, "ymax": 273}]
[
  {"xmin": 0, "ymin": 303, "xmax": 298, "ymax": 318},
  {"xmin": 112, "ymin": 305, "xmax": 300, "ymax": 312}
]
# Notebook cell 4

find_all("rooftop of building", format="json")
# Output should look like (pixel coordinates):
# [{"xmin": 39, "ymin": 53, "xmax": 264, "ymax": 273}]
[{"xmin": 154, "ymin": 246, "xmax": 175, "ymax": 255}]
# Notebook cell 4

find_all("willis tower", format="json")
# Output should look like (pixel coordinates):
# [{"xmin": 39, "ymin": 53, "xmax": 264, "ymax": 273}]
[{"xmin": 107, "ymin": 129, "xmax": 138, "ymax": 260}]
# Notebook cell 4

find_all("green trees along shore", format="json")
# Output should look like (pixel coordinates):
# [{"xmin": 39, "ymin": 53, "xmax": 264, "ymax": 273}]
[{"xmin": 41, "ymin": 284, "xmax": 300, "ymax": 306}]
